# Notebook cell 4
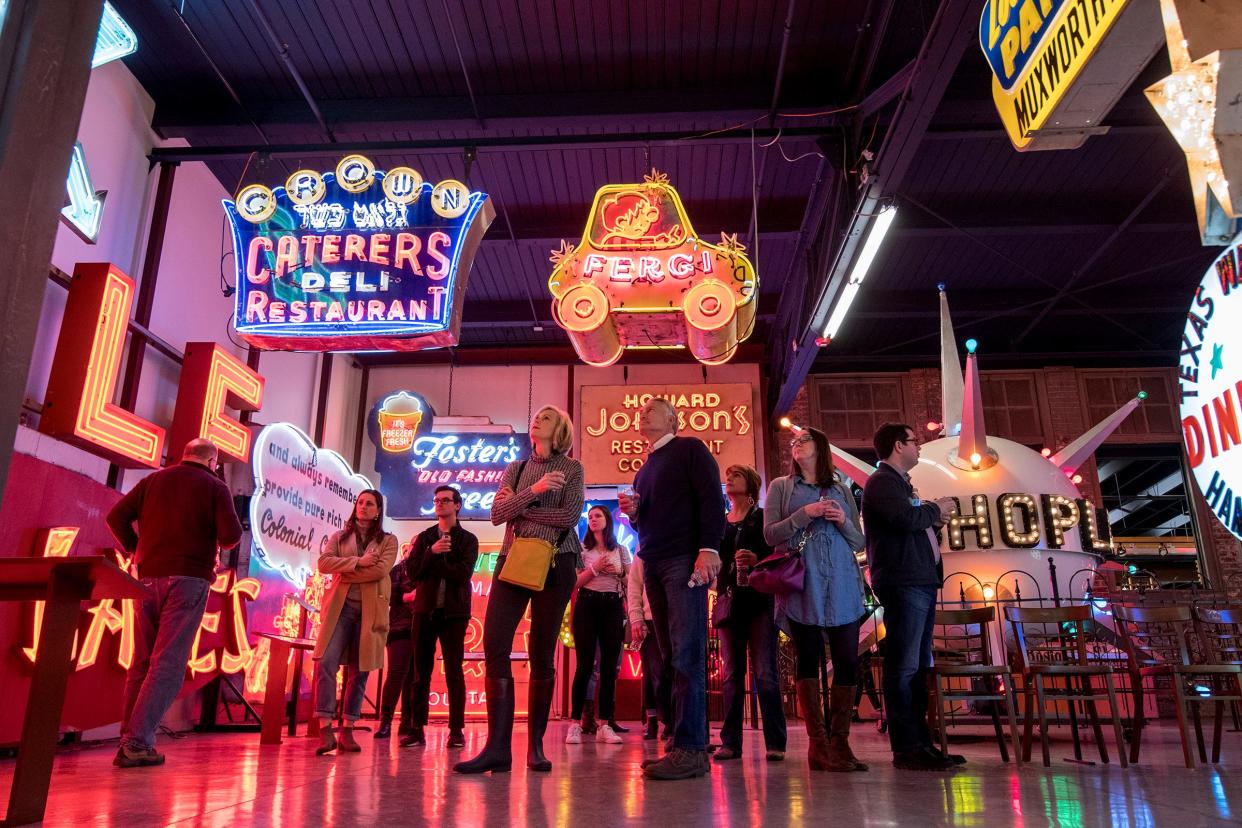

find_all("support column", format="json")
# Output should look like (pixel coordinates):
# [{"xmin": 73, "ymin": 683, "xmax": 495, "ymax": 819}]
[{"xmin": 0, "ymin": 0, "xmax": 104, "ymax": 501}]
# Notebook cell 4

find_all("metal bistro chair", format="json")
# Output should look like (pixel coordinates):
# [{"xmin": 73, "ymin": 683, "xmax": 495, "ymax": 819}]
[
  {"xmin": 1185, "ymin": 606, "xmax": 1242, "ymax": 766},
  {"xmin": 930, "ymin": 606, "xmax": 1021, "ymax": 763},
  {"xmin": 1005, "ymin": 605, "xmax": 1128, "ymax": 767}
]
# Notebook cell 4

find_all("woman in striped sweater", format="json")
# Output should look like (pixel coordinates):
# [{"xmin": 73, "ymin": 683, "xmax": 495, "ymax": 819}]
[{"xmin": 454, "ymin": 405, "xmax": 584, "ymax": 775}]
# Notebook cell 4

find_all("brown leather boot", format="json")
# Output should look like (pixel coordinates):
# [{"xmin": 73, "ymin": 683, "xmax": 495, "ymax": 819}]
[
  {"xmin": 829, "ymin": 684, "xmax": 867, "ymax": 771},
  {"xmin": 315, "ymin": 723, "xmax": 337, "ymax": 755},
  {"xmin": 796, "ymin": 679, "xmax": 851, "ymax": 771},
  {"xmin": 337, "ymin": 726, "xmax": 362, "ymax": 752}
]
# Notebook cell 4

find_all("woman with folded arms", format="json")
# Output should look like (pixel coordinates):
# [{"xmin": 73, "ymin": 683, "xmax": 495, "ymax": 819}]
[{"xmin": 311, "ymin": 489, "xmax": 398, "ymax": 755}]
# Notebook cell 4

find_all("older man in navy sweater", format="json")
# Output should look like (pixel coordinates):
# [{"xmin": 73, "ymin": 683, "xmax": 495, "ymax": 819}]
[{"xmin": 620, "ymin": 397, "xmax": 725, "ymax": 780}]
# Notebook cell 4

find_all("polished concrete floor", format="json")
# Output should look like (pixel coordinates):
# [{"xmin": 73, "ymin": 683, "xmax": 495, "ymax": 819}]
[{"xmin": 2, "ymin": 718, "xmax": 1240, "ymax": 826}]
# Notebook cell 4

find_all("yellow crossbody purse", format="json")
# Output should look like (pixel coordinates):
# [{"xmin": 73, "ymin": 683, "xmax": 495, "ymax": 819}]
[{"xmin": 497, "ymin": 460, "xmax": 571, "ymax": 591}]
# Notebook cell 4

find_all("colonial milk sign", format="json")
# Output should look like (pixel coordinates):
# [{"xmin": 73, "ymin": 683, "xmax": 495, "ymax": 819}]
[
  {"xmin": 1180, "ymin": 234, "xmax": 1242, "ymax": 540},
  {"xmin": 251, "ymin": 423, "xmax": 375, "ymax": 587}
]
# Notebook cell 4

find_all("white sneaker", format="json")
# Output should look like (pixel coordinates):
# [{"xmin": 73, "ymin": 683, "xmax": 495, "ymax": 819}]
[
  {"xmin": 565, "ymin": 723, "xmax": 583, "ymax": 744},
  {"xmin": 598, "ymin": 724, "xmax": 623, "ymax": 744}
]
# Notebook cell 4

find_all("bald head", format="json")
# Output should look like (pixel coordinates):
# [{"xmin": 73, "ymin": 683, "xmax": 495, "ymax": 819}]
[{"xmin": 183, "ymin": 438, "xmax": 219, "ymax": 465}]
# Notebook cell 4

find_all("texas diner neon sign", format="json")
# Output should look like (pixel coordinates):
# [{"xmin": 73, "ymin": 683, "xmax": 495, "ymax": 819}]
[
  {"xmin": 548, "ymin": 170, "xmax": 758, "ymax": 367},
  {"xmin": 225, "ymin": 155, "xmax": 496, "ymax": 351}
]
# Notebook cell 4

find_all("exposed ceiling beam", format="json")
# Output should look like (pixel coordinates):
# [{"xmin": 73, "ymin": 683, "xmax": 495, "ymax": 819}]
[
  {"xmin": 808, "ymin": 349, "xmax": 1178, "ymax": 370},
  {"xmin": 859, "ymin": 60, "xmax": 914, "ymax": 118},
  {"xmin": 148, "ymin": 125, "xmax": 834, "ymax": 163},
  {"xmin": 151, "ymin": 89, "xmax": 840, "ymax": 137},
  {"xmin": 356, "ymin": 342, "xmax": 767, "ymax": 368},
  {"xmin": 1011, "ymin": 164, "xmax": 1179, "ymax": 347}
]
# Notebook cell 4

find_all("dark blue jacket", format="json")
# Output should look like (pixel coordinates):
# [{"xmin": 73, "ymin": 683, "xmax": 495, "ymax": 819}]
[
  {"xmin": 632, "ymin": 436, "xmax": 725, "ymax": 562},
  {"xmin": 861, "ymin": 463, "xmax": 942, "ymax": 589}
]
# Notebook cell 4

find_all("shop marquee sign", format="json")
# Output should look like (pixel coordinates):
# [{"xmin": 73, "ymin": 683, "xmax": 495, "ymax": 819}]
[
  {"xmin": 226, "ymin": 155, "xmax": 496, "ymax": 351},
  {"xmin": 548, "ymin": 170, "xmax": 758, "ymax": 367}
]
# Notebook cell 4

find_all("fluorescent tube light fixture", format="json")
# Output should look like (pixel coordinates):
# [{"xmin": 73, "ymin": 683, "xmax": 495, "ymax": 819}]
[{"xmin": 822, "ymin": 205, "xmax": 897, "ymax": 339}]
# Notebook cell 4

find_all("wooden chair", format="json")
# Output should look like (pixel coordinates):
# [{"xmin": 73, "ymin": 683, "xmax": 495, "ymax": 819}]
[
  {"xmin": 1185, "ymin": 606, "xmax": 1242, "ymax": 767},
  {"xmin": 1004, "ymin": 605, "xmax": 1128, "ymax": 767},
  {"xmin": 930, "ymin": 606, "xmax": 1021, "ymax": 763},
  {"xmin": 1112, "ymin": 604, "xmax": 1241, "ymax": 768}
]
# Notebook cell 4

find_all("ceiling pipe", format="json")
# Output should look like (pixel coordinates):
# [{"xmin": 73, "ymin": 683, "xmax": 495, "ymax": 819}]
[
  {"xmin": 243, "ymin": 0, "xmax": 335, "ymax": 142},
  {"xmin": 767, "ymin": 0, "xmax": 797, "ymax": 127},
  {"xmin": 147, "ymin": 125, "xmax": 834, "ymax": 163},
  {"xmin": 165, "ymin": 1, "xmax": 269, "ymax": 146},
  {"xmin": 440, "ymin": 0, "xmax": 485, "ymax": 129}
]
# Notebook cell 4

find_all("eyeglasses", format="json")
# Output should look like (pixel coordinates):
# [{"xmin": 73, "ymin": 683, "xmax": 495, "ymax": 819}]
[
  {"xmin": 433, "ymin": 497, "xmax": 457, "ymax": 505},
  {"xmin": 789, "ymin": 435, "xmax": 814, "ymax": 447}
]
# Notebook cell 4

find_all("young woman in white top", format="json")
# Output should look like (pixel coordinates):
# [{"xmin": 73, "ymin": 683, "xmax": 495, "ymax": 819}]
[{"xmin": 566, "ymin": 505, "xmax": 631, "ymax": 744}]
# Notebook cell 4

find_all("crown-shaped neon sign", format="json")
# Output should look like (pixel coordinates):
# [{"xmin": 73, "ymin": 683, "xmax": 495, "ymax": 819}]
[{"xmin": 224, "ymin": 155, "xmax": 495, "ymax": 352}]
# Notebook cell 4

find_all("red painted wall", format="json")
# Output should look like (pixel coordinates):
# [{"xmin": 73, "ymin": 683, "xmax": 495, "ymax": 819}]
[{"xmin": 0, "ymin": 452, "xmax": 128, "ymax": 742}]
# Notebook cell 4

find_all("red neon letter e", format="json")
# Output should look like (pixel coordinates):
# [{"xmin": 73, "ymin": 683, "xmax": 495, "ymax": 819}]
[
  {"xmin": 168, "ymin": 343, "xmax": 264, "ymax": 464},
  {"xmin": 39, "ymin": 263, "xmax": 164, "ymax": 467}
]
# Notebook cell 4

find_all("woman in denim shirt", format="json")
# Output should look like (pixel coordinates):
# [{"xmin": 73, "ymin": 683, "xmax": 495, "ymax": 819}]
[{"xmin": 764, "ymin": 427, "xmax": 868, "ymax": 773}]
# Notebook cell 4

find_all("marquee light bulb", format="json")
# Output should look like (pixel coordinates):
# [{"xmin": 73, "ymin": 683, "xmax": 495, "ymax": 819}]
[
  {"xmin": 926, "ymin": 421, "xmax": 940, "ymax": 432},
  {"xmin": 1137, "ymin": 391, "xmax": 1148, "ymax": 401},
  {"xmin": 965, "ymin": 338, "xmax": 978, "ymax": 354},
  {"xmin": 1072, "ymin": 474, "xmax": 1083, "ymax": 485},
  {"xmin": 982, "ymin": 585, "xmax": 995, "ymax": 600},
  {"xmin": 778, "ymin": 416, "xmax": 792, "ymax": 429},
  {"xmin": 1040, "ymin": 447, "xmax": 1052, "ymax": 457},
  {"xmin": 969, "ymin": 452, "xmax": 982, "ymax": 469}
]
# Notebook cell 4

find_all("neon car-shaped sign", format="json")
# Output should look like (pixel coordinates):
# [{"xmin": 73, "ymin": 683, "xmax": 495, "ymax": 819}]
[{"xmin": 548, "ymin": 170, "xmax": 758, "ymax": 366}]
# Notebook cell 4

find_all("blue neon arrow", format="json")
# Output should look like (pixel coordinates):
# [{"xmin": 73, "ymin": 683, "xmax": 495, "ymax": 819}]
[{"xmin": 61, "ymin": 142, "xmax": 105, "ymax": 243}]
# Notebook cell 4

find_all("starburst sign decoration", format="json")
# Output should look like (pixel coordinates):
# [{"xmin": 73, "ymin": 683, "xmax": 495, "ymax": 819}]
[{"xmin": 1145, "ymin": 0, "xmax": 1241, "ymax": 244}]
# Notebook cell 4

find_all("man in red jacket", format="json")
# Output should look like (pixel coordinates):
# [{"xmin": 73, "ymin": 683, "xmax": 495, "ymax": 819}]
[{"xmin": 106, "ymin": 438, "xmax": 243, "ymax": 768}]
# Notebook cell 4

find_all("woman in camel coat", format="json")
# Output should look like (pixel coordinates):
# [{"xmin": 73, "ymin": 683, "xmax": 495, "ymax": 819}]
[{"xmin": 312, "ymin": 488, "xmax": 398, "ymax": 754}]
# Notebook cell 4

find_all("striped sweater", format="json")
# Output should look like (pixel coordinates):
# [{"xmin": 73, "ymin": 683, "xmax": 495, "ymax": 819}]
[{"xmin": 490, "ymin": 452, "xmax": 585, "ymax": 566}]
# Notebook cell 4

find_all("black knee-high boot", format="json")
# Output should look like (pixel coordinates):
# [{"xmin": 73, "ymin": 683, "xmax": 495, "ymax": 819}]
[
  {"xmin": 527, "ymin": 678, "xmax": 556, "ymax": 772},
  {"xmin": 453, "ymin": 678, "xmax": 514, "ymax": 774}
]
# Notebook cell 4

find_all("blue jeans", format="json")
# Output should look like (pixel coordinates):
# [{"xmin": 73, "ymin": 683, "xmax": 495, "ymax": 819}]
[
  {"xmin": 874, "ymin": 584, "xmax": 938, "ymax": 754},
  {"xmin": 644, "ymin": 554, "xmax": 708, "ymax": 751},
  {"xmin": 121, "ymin": 575, "xmax": 211, "ymax": 750},
  {"xmin": 720, "ymin": 606, "xmax": 787, "ymax": 751},
  {"xmin": 315, "ymin": 601, "xmax": 369, "ymax": 722}
]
